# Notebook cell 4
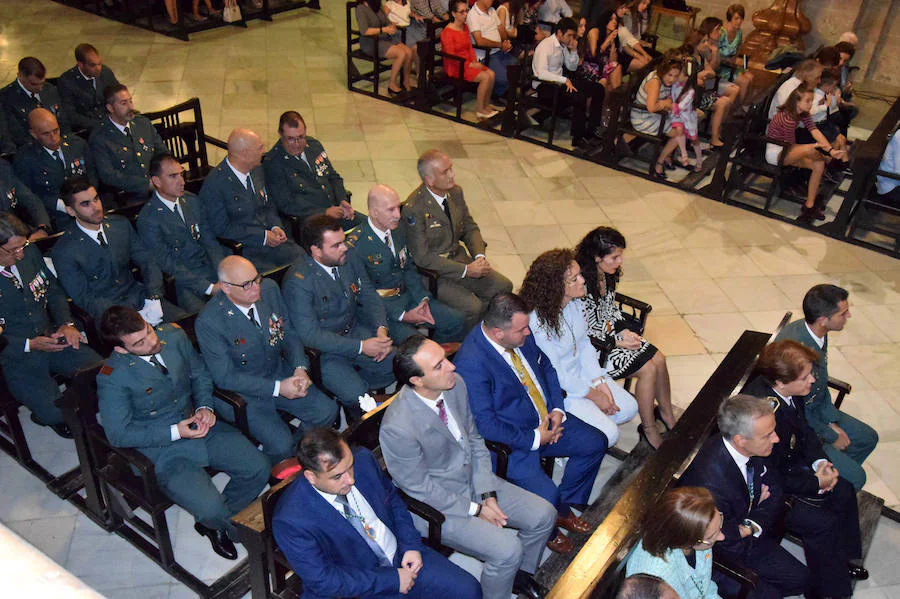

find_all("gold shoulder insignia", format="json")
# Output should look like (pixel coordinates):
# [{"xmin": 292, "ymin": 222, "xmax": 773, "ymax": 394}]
[
  {"xmin": 170, "ymin": 322, "xmax": 182, "ymax": 329},
  {"xmin": 100, "ymin": 364, "xmax": 114, "ymax": 376},
  {"xmin": 294, "ymin": 272, "xmax": 305, "ymax": 280}
]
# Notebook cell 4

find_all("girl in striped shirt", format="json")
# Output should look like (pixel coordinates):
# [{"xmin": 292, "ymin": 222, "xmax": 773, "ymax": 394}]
[{"xmin": 766, "ymin": 85, "xmax": 848, "ymax": 222}]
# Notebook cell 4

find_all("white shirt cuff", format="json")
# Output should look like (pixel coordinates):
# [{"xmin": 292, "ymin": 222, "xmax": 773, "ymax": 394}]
[
  {"xmin": 468, "ymin": 502, "xmax": 480, "ymax": 516},
  {"xmin": 56, "ymin": 199, "xmax": 67, "ymax": 213},
  {"xmin": 170, "ymin": 424, "xmax": 180, "ymax": 441},
  {"xmin": 273, "ymin": 381, "xmax": 281, "ymax": 397},
  {"xmin": 398, "ymin": 311, "xmax": 406, "ymax": 321},
  {"xmin": 461, "ymin": 265, "xmax": 467, "ymax": 279},
  {"xmin": 204, "ymin": 283, "xmax": 215, "ymax": 296},
  {"xmin": 747, "ymin": 519, "xmax": 763, "ymax": 537},
  {"xmin": 24, "ymin": 339, "xmax": 30, "ymax": 352},
  {"xmin": 552, "ymin": 408, "xmax": 566, "ymax": 422},
  {"xmin": 811, "ymin": 459, "xmax": 827, "ymax": 473},
  {"xmin": 531, "ymin": 429, "xmax": 541, "ymax": 451},
  {"xmin": 359, "ymin": 341, "xmax": 364, "ymax": 354}
]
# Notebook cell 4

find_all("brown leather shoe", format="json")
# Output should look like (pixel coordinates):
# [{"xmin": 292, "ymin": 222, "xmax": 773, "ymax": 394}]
[
  {"xmin": 556, "ymin": 512, "xmax": 592, "ymax": 533},
  {"xmin": 546, "ymin": 533, "xmax": 573, "ymax": 554}
]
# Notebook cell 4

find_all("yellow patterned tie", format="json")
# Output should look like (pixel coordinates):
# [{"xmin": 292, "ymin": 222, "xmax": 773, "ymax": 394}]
[{"xmin": 506, "ymin": 349, "xmax": 548, "ymax": 421}]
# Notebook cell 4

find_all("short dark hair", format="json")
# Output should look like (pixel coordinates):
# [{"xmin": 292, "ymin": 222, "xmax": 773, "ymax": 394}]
[
  {"xmin": 616, "ymin": 574, "xmax": 671, "ymax": 599},
  {"xmin": 640, "ymin": 487, "xmax": 717, "ymax": 556},
  {"xmin": 802, "ymin": 284, "xmax": 849, "ymax": 323},
  {"xmin": 99, "ymin": 305, "xmax": 147, "ymax": 349},
  {"xmin": 300, "ymin": 214, "xmax": 343, "ymax": 254},
  {"xmin": 698, "ymin": 16, "xmax": 723, "ymax": 37},
  {"xmin": 60, "ymin": 177, "xmax": 94, "ymax": 208},
  {"xmin": 74, "ymin": 43, "xmax": 98, "ymax": 63},
  {"xmin": 297, "ymin": 428, "xmax": 347, "ymax": 473},
  {"xmin": 149, "ymin": 153, "xmax": 180, "ymax": 178},
  {"xmin": 60, "ymin": 177, "xmax": 94, "ymax": 207},
  {"xmin": 834, "ymin": 41, "xmax": 856, "ymax": 59},
  {"xmin": 725, "ymin": 3, "xmax": 745, "ymax": 21},
  {"xmin": 18, "ymin": 57, "xmax": 46, "ymax": 79},
  {"xmin": 0, "ymin": 212, "xmax": 29, "ymax": 246},
  {"xmin": 483, "ymin": 292, "xmax": 529, "ymax": 330},
  {"xmin": 557, "ymin": 17, "xmax": 578, "ymax": 35},
  {"xmin": 754, "ymin": 339, "xmax": 820, "ymax": 385},
  {"xmin": 278, "ymin": 110, "xmax": 306, "ymax": 133},
  {"xmin": 819, "ymin": 69, "xmax": 839, "ymax": 88},
  {"xmin": 104, "ymin": 83, "xmax": 129, "ymax": 106},
  {"xmin": 393, "ymin": 334, "xmax": 429, "ymax": 387},
  {"xmin": 815, "ymin": 46, "xmax": 841, "ymax": 68}
]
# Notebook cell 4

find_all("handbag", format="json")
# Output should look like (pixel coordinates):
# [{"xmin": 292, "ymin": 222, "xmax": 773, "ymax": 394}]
[{"xmin": 223, "ymin": 0, "xmax": 242, "ymax": 23}]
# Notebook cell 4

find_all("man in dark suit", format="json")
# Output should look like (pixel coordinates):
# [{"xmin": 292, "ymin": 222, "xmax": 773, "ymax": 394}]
[
  {"xmin": 0, "ymin": 57, "xmax": 70, "ymax": 148},
  {"xmin": 51, "ymin": 178, "xmax": 186, "ymax": 325},
  {"xmin": 196, "ymin": 255, "xmax": 338, "ymax": 466},
  {"xmin": 0, "ymin": 212, "xmax": 101, "ymax": 438},
  {"xmin": 774, "ymin": 284, "xmax": 877, "ymax": 491},
  {"xmin": 402, "ymin": 150, "xmax": 512, "ymax": 330},
  {"xmin": 199, "ymin": 127, "xmax": 302, "ymax": 271},
  {"xmin": 679, "ymin": 395, "xmax": 810, "ymax": 599},
  {"xmin": 346, "ymin": 184, "xmax": 465, "ymax": 344},
  {"xmin": 453, "ymin": 293, "xmax": 608, "ymax": 555},
  {"xmin": 381, "ymin": 335, "xmax": 556, "ymax": 599},
  {"xmin": 744, "ymin": 340, "xmax": 866, "ymax": 598},
  {"xmin": 272, "ymin": 427, "xmax": 483, "ymax": 599},
  {"xmin": 14, "ymin": 107, "xmax": 96, "ymax": 230},
  {"xmin": 281, "ymin": 214, "xmax": 395, "ymax": 424},
  {"xmin": 263, "ymin": 110, "xmax": 363, "ymax": 230},
  {"xmin": 88, "ymin": 84, "xmax": 164, "ymax": 199},
  {"xmin": 97, "ymin": 306, "xmax": 269, "ymax": 560},
  {"xmin": 138, "ymin": 153, "xmax": 226, "ymax": 313},
  {"xmin": 0, "ymin": 151, "xmax": 51, "ymax": 237},
  {"xmin": 57, "ymin": 43, "xmax": 119, "ymax": 134}
]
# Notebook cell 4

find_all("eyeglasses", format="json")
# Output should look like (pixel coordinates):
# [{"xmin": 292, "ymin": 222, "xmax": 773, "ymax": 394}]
[
  {"xmin": 222, "ymin": 274, "xmax": 262, "ymax": 291},
  {"xmin": 283, "ymin": 135, "xmax": 307, "ymax": 144},
  {"xmin": 0, "ymin": 240, "xmax": 30, "ymax": 256},
  {"xmin": 695, "ymin": 511, "xmax": 724, "ymax": 546}
]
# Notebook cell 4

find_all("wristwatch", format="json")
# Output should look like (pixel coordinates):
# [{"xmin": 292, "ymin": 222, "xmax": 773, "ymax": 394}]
[{"xmin": 481, "ymin": 491, "xmax": 497, "ymax": 501}]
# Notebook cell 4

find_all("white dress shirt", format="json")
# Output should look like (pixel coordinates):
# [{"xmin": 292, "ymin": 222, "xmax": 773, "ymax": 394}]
[
  {"xmin": 480, "ymin": 325, "xmax": 565, "ymax": 450},
  {"xmin": 532, "ymin": 33, "xmax": 579, "ymax": 88},
  {"xmin": 804, "ymin": 322, "xmax": 826, "ymax": 349},
  {"xmin": 315, "ymin": 485, "xmax": 398, "ymax": 563}
]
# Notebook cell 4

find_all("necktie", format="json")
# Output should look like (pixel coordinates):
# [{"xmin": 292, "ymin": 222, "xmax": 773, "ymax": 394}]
[
  {"xmin": 745, "ymin": 462, "xmax": 755, "ymax": 505},
  {"xmin": 506, "ymin": 349, "xmax": 548, "ymax": 421},
  {"xmin": 436, "ymin": 398, "xmax": 448, "ymax": 427},
  {"xmin": 440, "ymin": 198, "xmax": 452, "ymax": 230},
  {"xmin": 384, "ymin": 230, "xmax": 394, "ymax": 255},
  {"xmin": 52, "ymin": 150, "xmax": 64, "ymax": 169},
  {"xmin": 97, "ymin": 230, "xmax": 108, "ymax": 247},
  {"xmin": 173, "ymin": 199, "xmax": 185, "ymax": 222},
  {"xmin": 1, "ymin": 267, "xmax": 22, "ymax": 290},
  {"xmin": 123, "ymin": 125, "xmax": 131, "ymax": 138},
  {"xmin": 31, "ymin": 91, "xmax": 41, "ymax": 104},
  {"xmin": 299, "ymin": 152, "xmax": 311, "ymax": 170},
  {"xmin": 149, "ymin": 354, "xmax": 168, "ymax": 375},
  {"xmin": 246, "ymin": 176, "xmax": 254, "ymax": 194},
  {"xmin": 335, "ymin": 494, "xmax": 393, "ymax": 567},
  {"xmin": 247, "ymin": 307, "xmax": 260, "ymax": 327}
]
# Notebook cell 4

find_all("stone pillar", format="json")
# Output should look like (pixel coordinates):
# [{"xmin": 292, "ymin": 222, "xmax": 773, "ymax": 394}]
[{"xmin": 740, "ymin": 0, "xmax": 812, "ymax": 65}]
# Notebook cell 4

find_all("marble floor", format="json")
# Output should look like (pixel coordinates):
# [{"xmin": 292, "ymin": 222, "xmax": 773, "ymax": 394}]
[{"xmin": 1, "ymin": 1, "xmax": 899, "ymax": 597}]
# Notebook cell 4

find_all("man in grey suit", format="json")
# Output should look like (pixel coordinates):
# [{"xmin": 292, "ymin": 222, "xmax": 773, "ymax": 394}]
[
  {"xmin": 380, "ymin": 335, "xmax": 556, "ymax": 599},
  {"xmin": 57, "ymin": 43, "xmax": 119, "ymax": 134},
  {"xmin": 138, "ymin": 153, "xmax": 226, "ymax": 313},
  {"xmin": 199, "ymin": 128, "xmax": 302, "ymax": 271},
  {"xmin": 403, "ymin": 150, "xmax": 512, "ymax": 331}
]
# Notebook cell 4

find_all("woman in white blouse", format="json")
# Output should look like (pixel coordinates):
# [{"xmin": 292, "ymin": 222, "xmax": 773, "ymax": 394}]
[{"xmin": 520, "ymin": 249, "xmax": 638, "ymax": 446}]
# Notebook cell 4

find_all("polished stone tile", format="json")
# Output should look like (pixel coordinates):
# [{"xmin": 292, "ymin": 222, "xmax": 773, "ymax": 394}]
[
  {"xmin": 684, "ymin": 312, "xmax": 755, "ymax": 353},
  {"xmin": 658, "ymin": 278, "xmax": 738, "ymax": 315},
  {"xmin": 642, "ymin": 315, "xmax": 707, "ymax": 356},
  {"xmin": 716, "ymin": 277, "xmax": 795, "ymax": 312}
]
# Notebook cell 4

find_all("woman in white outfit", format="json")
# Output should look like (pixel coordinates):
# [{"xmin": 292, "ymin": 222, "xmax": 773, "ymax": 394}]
[{"xmin": 520, "ymin": 249, "xmax": 638, "ymax": 446}]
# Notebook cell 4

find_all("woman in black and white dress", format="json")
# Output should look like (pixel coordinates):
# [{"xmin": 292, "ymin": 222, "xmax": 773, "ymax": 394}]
[{"xmin": 575, "ymin": 226, "xmax": 676, "ymax": 448}]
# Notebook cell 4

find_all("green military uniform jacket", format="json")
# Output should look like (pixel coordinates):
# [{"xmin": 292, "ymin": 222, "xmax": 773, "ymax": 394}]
[
  {"xmin": 345, "ymin": 219, "xmax": 431, "ymax": 322},
  {"xmin": 774, "ymin": 319, "xmax": 842, "ymax": 443},
  {"xmin": 57, "ymin": 65, "xmax": 120, "ymax": 133},
  {"xmin": 0, "ymin": 79, "xmax": 70, "ymax": 147},
  {"xmin": 14, "ymin": 135, "xmax": 97, "ymax": 223},
  {"xmin": 0, "ymin": 158, "xmax": 50, "ymax": 230},
  {"xmin": 263, "ymin": 137, "xmax": 349, "ymax": 219},
  {"xmin": 88, "ymin": 115, "xmax": 165, "ymax": 195},
  {"xmin": 402, "ymin": 183, "xmax": 486, "ymax": 279}
]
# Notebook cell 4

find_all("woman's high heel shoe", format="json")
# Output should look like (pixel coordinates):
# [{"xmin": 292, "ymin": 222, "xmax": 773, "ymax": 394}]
[
  {"xmin": 654, "ymin": 406, "xmax": 672, "ymax": 432},
  {"xmin": 637, "ymin": 424, "xmax": 663, "ymax": 450}
]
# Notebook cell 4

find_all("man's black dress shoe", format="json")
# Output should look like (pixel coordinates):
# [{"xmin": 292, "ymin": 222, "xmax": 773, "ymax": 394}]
[
  {"xmin": 30, "ymin": 413, "xmax": 73, "ymax": 439},
  {"xmin": 194, "ymin": 523, "xmax": 238, "ymax": 560},
  {"xmin": 513, "ymin": 571, "xmax": 548, "ymax": 599},
  {"xmin": 847, "ymin": 562, "xmax": 869, "ymax": 580}
]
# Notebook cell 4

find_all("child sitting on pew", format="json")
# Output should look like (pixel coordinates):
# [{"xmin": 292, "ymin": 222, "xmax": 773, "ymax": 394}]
[{"xmin": 670, "ymin": 59, "xmax": 704, "ymax": 172}]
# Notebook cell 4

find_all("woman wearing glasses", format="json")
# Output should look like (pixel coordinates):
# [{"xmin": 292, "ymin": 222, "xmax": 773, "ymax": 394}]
[{"xmin": 626, "ymin": 487, "xmax": 725, "ymax": 599}]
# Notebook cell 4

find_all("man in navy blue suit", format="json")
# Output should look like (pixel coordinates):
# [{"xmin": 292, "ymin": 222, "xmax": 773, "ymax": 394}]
[
  {"xmin": 453, "ymin": 293, "xmax": 608, "ymax": 554},
  {"xmin": 680, "ymin": 395, "xmax": 811, "ymax": 599},
  {"xmin": 272, "ymin": 428, "xmax": 482, "ymax": 599}
]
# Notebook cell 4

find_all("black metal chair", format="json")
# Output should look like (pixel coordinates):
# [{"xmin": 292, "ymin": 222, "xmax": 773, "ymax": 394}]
[
  {"xmin": 346, "ymin": 1, "xmax": 406, "ymax": 97},
  {"xmin": 846, "ymin": 168, "xmax": 900, "ymax": 255}
]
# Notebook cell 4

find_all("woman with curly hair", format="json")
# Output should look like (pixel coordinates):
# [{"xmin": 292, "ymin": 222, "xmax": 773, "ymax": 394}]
[
  {"xmin": 575, "ymin": 227, "xmax": 675, "ymax": 449},
  {"xmin": 520, "ymin": 249, "xmax": 638, "ymax": 446}
]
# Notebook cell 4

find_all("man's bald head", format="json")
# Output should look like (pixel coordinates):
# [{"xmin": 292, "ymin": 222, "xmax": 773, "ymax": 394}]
[
  {"xmin": 29, "ymin": 108, "xmax": 62, "ymax": 151},
  {"xmin": 839, "ymin": 31, "xmax": 858, "ymax": 47},
  {"xmin": 218, "ymin": 255, "xmax": 255, "ymax": 282},
  {"xmin": 218, "ymin": 256, "xmax": 262, "ymax": 307},
  {"xmin": 367, "ymin": 184, "xmax": 402, "ymax": 232},
  {"xmin": 226, "ymin": 128, "xmax": 265, "ymax": 172}
]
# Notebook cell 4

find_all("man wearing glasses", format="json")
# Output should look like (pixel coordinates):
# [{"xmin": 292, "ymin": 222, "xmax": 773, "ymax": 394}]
[
  {"xmin": 196, "ymin": 255, "xmax": 338, "ymax": 467},
  {"xmin": 0, "ymin": 212, "xmax": 101, "ymax": 438},
  {"xmin": 263, "ymin": 111, "xmax": 364, "ymax": 231}
]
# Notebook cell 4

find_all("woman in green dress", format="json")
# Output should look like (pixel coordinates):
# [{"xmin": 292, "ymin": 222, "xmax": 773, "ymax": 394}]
[{"xmin": 717, "ymin": 4, "xmax": 754, "ymax": 105}]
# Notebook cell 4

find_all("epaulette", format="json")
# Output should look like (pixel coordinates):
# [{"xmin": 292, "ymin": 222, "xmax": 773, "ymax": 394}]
[
  {"xmin": 100, "ymin": 364, "xmax": 114, "ymax": 376},
  {"xmin": 294, "ymin": 272, "xmax": 305, "ymax": 280},
  {"xmin": 345, "ymin": 229, "xmax": 361, "ymax": 247}
]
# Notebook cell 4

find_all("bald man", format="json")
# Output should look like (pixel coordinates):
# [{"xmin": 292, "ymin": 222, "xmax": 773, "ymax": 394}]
[
  {"xmin": 345, "ymin": 184, "xmax": 465, "ymax": 344},
  {"xmin": 199, "ymin": 128, "xmax": 303, "ymax": 271},
  {"xmin": 15, "ymin": 108, "xmax": 97, "ymax": 229},
  {"xmin": 196, "ymin": 256, "xmax": 338, "ymax": 465},
  {"xmin": 88, "ymin": 83, "xmax": 164, "ymax": 199}
]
